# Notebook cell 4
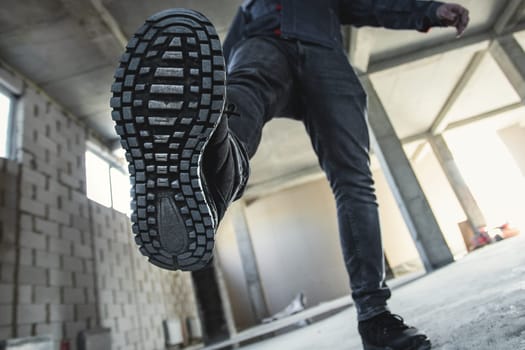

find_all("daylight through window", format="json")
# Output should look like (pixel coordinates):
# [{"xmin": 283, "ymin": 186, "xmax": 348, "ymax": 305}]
[
  {"xmin": 85, "ymin": 148, "xmax": 131, "ymax": 215},
  {"xmin": 0, "ymin": 87, "xmax": 14, "ymax": 158}
]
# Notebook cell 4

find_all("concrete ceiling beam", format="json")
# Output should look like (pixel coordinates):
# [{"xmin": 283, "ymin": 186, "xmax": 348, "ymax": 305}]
[
  {"xmin": 429, "ymin": 51, "xmax": 487, "ymax": 135},
  {"xmin": 367, "ymin": 32, "xmax": 491, "ymax": 74},
  {"xmin": 490, "ymin": 34, "xmax": 525, "ymax": 100},
  {"xmin": 89, "ymin": 0, "xmax": 128, "ymax": 48},
  {"xmin": 401, "ymin": 102, "xmax": 524, "ymax": 144},
  {"xmin": 494, "ymin": 0, "xmax": 525, "ymax": 35},
  {"xmin": 401, "ymin": 132, "xmax": 431, "ymax": 145},
  {"xmin": 445, "ymin": 102, "xmax": 524, "ymax": 130},
  {"xmin": 413, "ymin": 0, "xmax": 525, "ymax": 138},
  {"xmin": 410, "ymin": 141, "xmax": 429, "ymax": 163},
  {"xmin": 367, "ymin": 22, "xmax": 525, "ymax": 75},
  {"xmin": 59, "ymin": 0, "xmax": 126, "ymax": 63},
  {"xmin": 348, "ymin": 27, "xmax": 375, "ymax": 74}
]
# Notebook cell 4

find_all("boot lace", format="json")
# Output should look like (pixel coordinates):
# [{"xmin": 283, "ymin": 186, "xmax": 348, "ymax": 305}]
[
  {"xmin": 360, "ymin": 312, "xmax": 410, "ymax": 340},
  {"xmin": 377, "ymin": 313, "xmax": 409, "ymax": 331}
]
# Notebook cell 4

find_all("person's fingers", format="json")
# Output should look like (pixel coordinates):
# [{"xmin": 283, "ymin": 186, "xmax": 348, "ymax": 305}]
[
  {"xmin": 456, "ymin": 23, "xmax": 464, "ymax": 36},
  {"xmin": 449, "ymin": 4, "xmax": 464, "ymax": 11},
  {"xmin": 437, "ymin": 4, "xmax": 470, "ymax": 37},
  {"xmin": 461, "ymin": 9, "xmax": 470, "ymax": 28},
  {"xmin": 440, "ymin": 7, "xmax": 458, "ymax": 22},
  {"xmin": 456, "ymin": 9, "xmax": 470, "ymax": 37}
]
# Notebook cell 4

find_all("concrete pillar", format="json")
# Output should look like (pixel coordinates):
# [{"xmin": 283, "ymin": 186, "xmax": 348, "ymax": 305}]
[
  {"xmin": 348, "ymin": 27, "xmax": 375, "ymax": 74},
  {"xmin": 428, "ymin": 135, "xmax": 486, "ymax": 230},
  {"xmin": 230, "ymin": 201, "xmax": 269, "ymax": 322},
  {"xmin": 490, "ymin": 34, "xmax": 525, "ymax": 100},
  {"xmin": 213, "ymin": 258, "xmax": 237, "ymax": 338},
  {"xmin": 361, "ymin": 76, "xmax": 454, "ymax": 271}
]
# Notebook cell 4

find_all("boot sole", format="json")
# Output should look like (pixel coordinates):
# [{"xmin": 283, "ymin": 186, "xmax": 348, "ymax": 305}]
[
  {"xmin": 110, "ymin": 9, "xmax": 225, "ymax": 271},
  {"xmin": 362, "ymin": 339, "xmax": 431, "ymax": 350}
]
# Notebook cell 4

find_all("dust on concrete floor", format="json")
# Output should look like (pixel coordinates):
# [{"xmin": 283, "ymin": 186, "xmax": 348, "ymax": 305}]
[{"xmin": 239, "ymin": 234, "xmax": 525, "ymax": 350}]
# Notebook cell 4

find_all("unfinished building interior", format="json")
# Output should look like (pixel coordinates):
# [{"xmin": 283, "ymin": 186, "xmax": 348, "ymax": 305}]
[{"xmin": 0, "ymin": 1, "xmax": 524, "ymax": 349}]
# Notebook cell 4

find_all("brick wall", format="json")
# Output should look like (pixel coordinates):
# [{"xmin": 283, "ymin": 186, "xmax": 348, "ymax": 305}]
[
  {"xmin": 0, "ymin": 158, "xmax": 19, "ymax": 340},
  {"xmin": 14, "ymin": 79, "xmax": 97, "ymax": 345},
  {"xmin": 91, "ymin": 203, "xmax": 136, "ymax": 349},
  {"xmin": 91, "ymin": 202, "xmax": 198, "ymax": 350},
  {"xmin": 130, "ymin": 232, "xmax": 199, "ymax": 349},
  {"xmin": 0, "ymin": 64, "xmax": 199, "ymax": 349}
]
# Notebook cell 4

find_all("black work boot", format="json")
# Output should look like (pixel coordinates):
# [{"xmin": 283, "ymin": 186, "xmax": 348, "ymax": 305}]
[
  {"xmin": 110, "ymin": 9, "xmax": 249, "ymax": 271},
  {"xmin": 358, "ymin": 312, "xmax": 431, "ymax": 350}
]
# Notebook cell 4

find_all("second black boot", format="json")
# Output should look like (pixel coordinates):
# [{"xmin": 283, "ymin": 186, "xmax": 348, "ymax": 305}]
[
  {"xmin": 359, "ymin": 311, "xmax": 431, "ymax": 350},
  {"xmin": 111, "ymin": 8, "xmax": 249, "ymax": 271}
]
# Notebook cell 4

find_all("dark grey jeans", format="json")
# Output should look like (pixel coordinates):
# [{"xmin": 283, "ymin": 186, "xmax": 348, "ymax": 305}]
[{"xmin": 226, "ymin": 36, "xmax": 391, "ymax": 321}]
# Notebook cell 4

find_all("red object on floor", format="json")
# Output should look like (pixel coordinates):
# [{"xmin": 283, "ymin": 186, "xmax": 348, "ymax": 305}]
[
  {"xmin": 60, "ymin": 339, "xmax": 70, "ymax": 350},
  {"xmin": 470, "ymin": 229, "xmax": 492, "ymax": 250}
]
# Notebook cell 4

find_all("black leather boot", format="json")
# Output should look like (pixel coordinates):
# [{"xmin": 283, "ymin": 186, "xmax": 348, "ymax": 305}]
[
  {"xmin": 111, "ymin": 8, "xmax": 249, "ymax": 271},
  {"xmin": 359, "ymin": 312, "xmax": 431, "ymax": 350}
]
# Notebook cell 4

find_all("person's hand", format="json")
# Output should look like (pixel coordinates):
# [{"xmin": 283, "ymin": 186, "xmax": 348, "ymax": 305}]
[{"xmin": 436, "ymin": 3, "xmax": 470, "ymax": 37}]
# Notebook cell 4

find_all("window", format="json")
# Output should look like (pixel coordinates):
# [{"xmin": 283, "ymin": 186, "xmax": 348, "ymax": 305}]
[
  {"xmin": 0, "ymin": 86, "xmax": 15, "ymax": 158},
  {"xmin": 85, "ymin": 150, "xmax": 112, "ymax": 207},
  {"xmin": 85, "ymin": 145, "xmax": 131, "ymax": 215},
  {"xmin": 110, "ymin": 167, "xmax": 130, "ymax": 214}
]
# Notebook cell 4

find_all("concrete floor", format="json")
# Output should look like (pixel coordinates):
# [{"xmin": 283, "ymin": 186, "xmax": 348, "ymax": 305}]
[{"xmin": 238, "ymin": 234, "xmax": 525, "ymax": 350}]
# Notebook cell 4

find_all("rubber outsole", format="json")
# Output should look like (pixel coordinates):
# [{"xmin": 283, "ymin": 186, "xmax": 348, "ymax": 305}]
[
  {"xmin": 362, "ymin": 338, "xmax": 431, "ymax": 350},
  {"xmin": 110, "ymin": 9, "xmax": 225, "ymax": 271}
]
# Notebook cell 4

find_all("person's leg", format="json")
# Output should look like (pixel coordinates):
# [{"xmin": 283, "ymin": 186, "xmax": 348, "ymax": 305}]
[
  {"xmin": 205, "ymin": 35, "xmax": 298, "ymax": 216},
  {"xmin": 298, "ymin": 42, "xmax": 390, "ymax": 321},
  {"xmin": 298, "ymin": 43, "xmax": 431, "ymax": 350},
  {"xmin": 225, "ymin": 37, "xmax": 298, "ymax": 158}
]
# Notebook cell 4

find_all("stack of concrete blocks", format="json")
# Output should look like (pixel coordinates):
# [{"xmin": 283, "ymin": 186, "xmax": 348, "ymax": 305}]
[
  {"xmin": 0, "ymin": 65, "xmax": 96, "ymax": 344},
  {"xmin": 130, "ymin": 244, "xmax": 199, "ymax": 348},
  {"xmin": 0, "ymin": 64, "xmax": 200, "ymax": 350},
  {"xmin": 15, "ymin": 81, "xmax": 98, "ymax": 345},
  {"xmin": 0, "ymin": 158, "xmax": 19, "ymax": 341},
  {"xmin": 90, "ymin": 203, "xmax": 138, "ymax": 350},
  {"xmin": 91, "ymin": 201, "xmax": 199, "ymax": 350}
]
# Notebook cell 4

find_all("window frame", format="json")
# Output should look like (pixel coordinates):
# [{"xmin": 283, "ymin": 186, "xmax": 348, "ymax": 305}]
[
  {"xmin": 0, "ymin": 83, "xmax": 16, "ymax": 159},
  {"xmin": 109, "ymin": 164, "xmax": 131, "ymax": 214},
  {"xmin": 85, "ymin": 143, "xmax": 130, "ymax": 214}
]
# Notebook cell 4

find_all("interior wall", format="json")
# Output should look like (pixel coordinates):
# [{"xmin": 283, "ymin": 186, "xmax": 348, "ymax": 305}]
[
  {"xmin": 498, "ymin": 123, "xmax": 525, "ymax": 178},
  {"xmin": 244, "ymin": 179, "xmax": 349, "ymax": 317},
  {"xmin": 371, "ymin": 169, "xmax": 424, "ymax": 275},
  {"xmin": 215, "ymin": 213, "xmax": 256, "ymax": 330},
  {"xmin": 497, "ymin": 122, "xmax": 525, "ymax": 229},
  {"xmin": 0, "ymin": 65, "xmax": 199, "ymax": 349},
  {"xmin": 444, "ymin": 122, "xmax": 525, "ymax": 231}
]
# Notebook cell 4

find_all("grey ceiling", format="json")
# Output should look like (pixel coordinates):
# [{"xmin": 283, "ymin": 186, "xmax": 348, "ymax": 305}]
[{"xmin": 0, "ymin": 0, "xmax": 524, "ymax": 188}]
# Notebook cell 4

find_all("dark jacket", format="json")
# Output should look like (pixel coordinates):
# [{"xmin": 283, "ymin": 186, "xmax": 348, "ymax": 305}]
[{"xmin": 223, "ymin": 0, "xmax": 445, "ymax": 61}]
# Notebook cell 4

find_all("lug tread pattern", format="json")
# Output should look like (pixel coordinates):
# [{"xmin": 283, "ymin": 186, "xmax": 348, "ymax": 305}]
[{"xmin": 111, "ymin": 8, "xmax": 225, "ymax": 271}]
